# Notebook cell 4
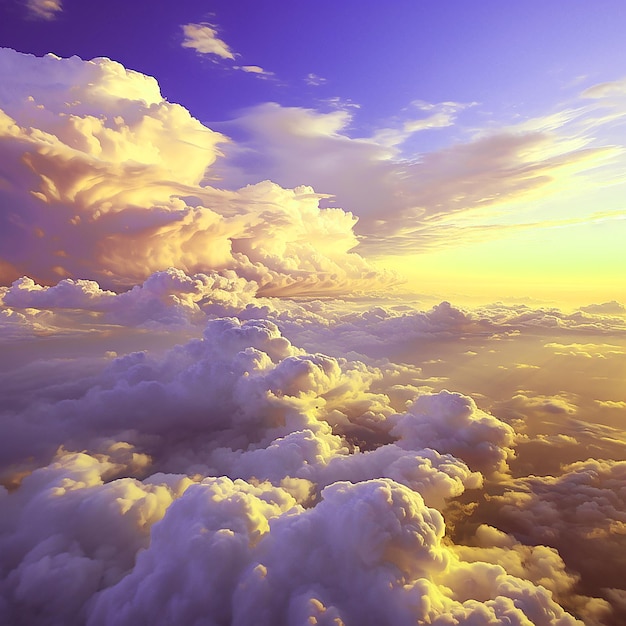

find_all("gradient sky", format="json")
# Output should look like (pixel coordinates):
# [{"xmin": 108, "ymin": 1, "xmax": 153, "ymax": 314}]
[{"xmin": 1, "ymin": 0, "xmax": 624, "ymax": 305}]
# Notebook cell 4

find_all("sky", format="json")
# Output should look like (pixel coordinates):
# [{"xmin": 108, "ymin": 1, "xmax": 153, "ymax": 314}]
[
  {"xmin": 1, "ymin": 0, "xmax": 625, "ymax": 304},
  {"xmin": 1, "ymin": 2, "xmax": 626, "ymax": 625}
]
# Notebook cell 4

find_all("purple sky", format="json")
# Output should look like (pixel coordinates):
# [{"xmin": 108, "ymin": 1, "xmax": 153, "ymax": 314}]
[{"xmin": 2, "ymin": 0, "xmax": 626, "ymax": 132}]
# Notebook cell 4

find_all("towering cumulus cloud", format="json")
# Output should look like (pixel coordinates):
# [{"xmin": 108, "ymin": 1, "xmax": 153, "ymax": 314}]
[
  {"xmin": 1, "ymin": 48, "xmax": 623, "ymax": 625},
  {"xmin": 0, "ymin": 48, "xmax": 385, "ymax": 295}
]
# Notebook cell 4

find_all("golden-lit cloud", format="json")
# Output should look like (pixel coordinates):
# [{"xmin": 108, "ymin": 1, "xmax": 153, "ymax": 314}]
[
  {"xmin": 0, "ymin": 49, "xmax": 389, "ymax": 294},
  {"xmin": 2, "ymin": 261, "xmax": 626, "ymax": 622},
  {"xmin": 180, "ymin": 24, "xmax": 273, "ymax": 78},
  {"xmin": 214, "ymin": 95, "xmax": 625, "ymax": 260},
  {"xmin": 582, "ymin": 77, "xmax": 626, "ymax": 99},
  {"xmin": 507, "ymin": 391, "xmax": 578, "ymax": 416},
  {"xmin": 544, "ymin": 342, "xmax": 626, "ymax": 359},
  {"xmin": 24, "ymin": 0, "xmax": 62, "ymax": 20},
  {"xmin": 472, "ymin": 460, "xmax": 626, "ymax": 615}
]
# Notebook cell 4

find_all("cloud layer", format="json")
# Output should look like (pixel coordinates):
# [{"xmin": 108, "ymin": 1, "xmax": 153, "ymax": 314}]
[
  {"xmin": 1, "ymin": 49, "xmax": 625, "ymax": 625},
  {"xmin": 2, "ymin": 268, "xmax": 625, "ymax": 623},
  {"xmin": 0, "ymin": 309, "xmax": 591, "ymax": 625}
]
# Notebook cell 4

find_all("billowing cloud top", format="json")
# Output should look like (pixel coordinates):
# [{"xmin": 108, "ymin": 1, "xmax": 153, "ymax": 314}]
[
  {"xmin": 0, "ymin": 48, "xmax": 388, "ymax": 295},
  {"xmin": 2, "ymin": 264, "xmax": 625, "ymax": 623},
  {"xmin": 0, "ymin": 303, "xmax": 604, "ymax": 625}
]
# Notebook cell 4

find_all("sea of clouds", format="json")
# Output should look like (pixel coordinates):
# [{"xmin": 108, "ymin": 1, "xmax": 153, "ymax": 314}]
[{"xmin": 1, "ymin": 48, "xmax": 626, "ymax": 625}]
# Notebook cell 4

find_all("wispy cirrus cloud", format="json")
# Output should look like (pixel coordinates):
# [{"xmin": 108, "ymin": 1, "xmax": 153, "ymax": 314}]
[
  {"xmin": 181, "ymin": 23, "xmax": 274, "ymax": 79},
  {"xmin": 181, "ymin": 22, "xmax": 236, "ymax": 60},
  {"xmin": 233, "ymin": 64, "xmax": 275, "ymax": 79},
  {"xmin": 582, "ymin": 77, "xmax": 626, "ymax": 99},
  {"xmin": 24, "ymin": 0, "xmax": 62, "ymax": 20},
  {"xmin": 212, "ymin": 96, "xmax": 623, "ymax": 257},
  {"xmin": 305, "ymin": 73, "xmax": 327, "ymax": 86}
]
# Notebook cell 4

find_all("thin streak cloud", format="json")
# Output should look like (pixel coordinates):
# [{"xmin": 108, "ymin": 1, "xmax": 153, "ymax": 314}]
[{"xmin": 25, "ymin": 0, "xmax": 62, "ymax": 20}]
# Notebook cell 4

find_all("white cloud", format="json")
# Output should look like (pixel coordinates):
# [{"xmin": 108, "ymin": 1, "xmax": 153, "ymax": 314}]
[
  {"xmin": 305, "ymin": 73, "xmax": 327, "ymax": 86},
  {"xmin": 453, "ymin": 525, "xmax": 609, "ymax": 623},
  {"xmin": 181, "ymin": 23, "xmax": 236, "ymax": 60},
  {"xmin": 476, "ymin": 459, "xmax": 626, "ymax": 621},
  {"xmin": 180, "ymin": 24, "xmax": 275, "ymax": 77},
  {"xmin": 581, "ymin": 77, "xmax": 626, "ymax": 99},
  {"xmin": 238, "ymin": 65, "xmax": 267, "ymax": 74},
  {"xmin": 2, "ymin": 275, "xmax": 624, "ymax": 621},
  {"xmin": 391, "ymin": 390, "xmax": 516, "ymax": 477},
  {"xmin": 233, "ymin": 65, "xmax": 275, "ymax": 79},
  {"xmin": 2, "ymin": 268, "xmax": 259, "ymax": 326},
  {"xmin": 213, "ymin": 94, "xmax": 625, "ymax": 256}
]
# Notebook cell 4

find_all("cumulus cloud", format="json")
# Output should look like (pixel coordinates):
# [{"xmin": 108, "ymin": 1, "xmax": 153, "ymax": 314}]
[
  {"xmin": 0, "ymin": 450, "xmax": 193, "ymax": 625},
  {"xmin": 2, "ymin": 268, "xmax": 259, "ymax": 326},
  {"xmin": 1, "ymin": 466, "xmax": 586, "ymax": 625},
  {"xmin": 0, "ymin": 49, "xmax": 388, "ymax": 295},
  {"xmin": 3, "ymin": 276, "xmax": 117, "ymax": 311},
  {"xmin": 466, "ymin": 459, "xmax": 626, "ymax": 623},
  {"xmin": 0, "ymin": 312, "xmax": 502, "ymax": 496},
  {"xmin": 0, "ymin": 301, "xmax": 561, "ymax": 623},
  {"xmin": 453, "ymin": 525, "xmax": 611, "ymax": 624},
  {"xmin": 181, "ymin": 23, "xmax": 236, "ymax": 60},
  {"xmin": 391, "ymin": 390, "xmax": 516, "ymax": 477},
  {"xmin": 3, "ymin": 280, "xmax": 623, "ymax": 622}
]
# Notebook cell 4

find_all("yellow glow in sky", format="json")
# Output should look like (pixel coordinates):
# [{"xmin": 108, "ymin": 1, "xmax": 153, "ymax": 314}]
[{"xmin": 383, "ymin": 217, "xmax": 626, "ymax": 307}]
